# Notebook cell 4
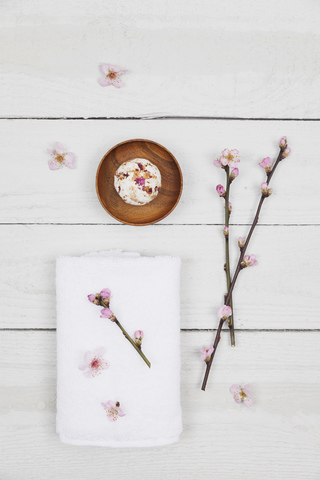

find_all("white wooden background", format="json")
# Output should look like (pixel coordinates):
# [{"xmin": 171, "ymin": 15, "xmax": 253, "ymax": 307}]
[{"xmin": 1, "ymin": 1, "xmax": 320, "ymax": 479}]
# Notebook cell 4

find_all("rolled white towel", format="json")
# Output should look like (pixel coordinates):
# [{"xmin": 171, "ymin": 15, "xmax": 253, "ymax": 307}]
[{"xmin": 56, "ymin": 251, "xmax": 182, "ymax": 447}]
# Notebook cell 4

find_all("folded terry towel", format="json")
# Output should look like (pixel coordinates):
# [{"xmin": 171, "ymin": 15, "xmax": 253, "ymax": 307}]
[{"xmin": 56, "ymin": 251, "xmax": 182, "ymax": 447}]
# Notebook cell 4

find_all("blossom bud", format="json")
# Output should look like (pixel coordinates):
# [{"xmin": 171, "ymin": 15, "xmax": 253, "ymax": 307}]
[
  {"xmin": 217, "ymin": 305, "xmax": 232, "ymax": 320},
  {"xmin": 100, "ymin": 308, "xmax": 116, "ymax": 321},
  {"xmin": 259, "ymin": 157, "xmax": 272, "ymax": 173},
  {"xmin": 279, "ymin": 136, "xmax": 287, "ymax": 148},
  {"xmin": 200, "ymin": 345, "xmax": 214, "ymax": 363},
  {"xmin": 238, "ymin": 236, "xmax": 245, "ymax": 248},
  {"xmin": 243, "ymin": 254, "xmax": 258, "ymax": 267},
  {"xmin": 261, "ymin": 182, "xmax": 273, "ymax": 197},
  {"xmin": 134, "ymin": 330, "xmax": 144, "ymax": 347},
  {"xmin": 223, "ymin": 226, "xmax": 229, "ymax": 237},
  {"xmin": 216, "ymin": 184, "xmax": 226, "ymax": 197},
  {"xmin": 230, "ymin": 167, "xmax": 239, "ymax": 182},
  {"xmin": 228, "ymin": 202, "xmax": 232, "ymax": 215},
  {"xmin": 282, "ymin": 147, "xmax": 291, "ymax": 158}
]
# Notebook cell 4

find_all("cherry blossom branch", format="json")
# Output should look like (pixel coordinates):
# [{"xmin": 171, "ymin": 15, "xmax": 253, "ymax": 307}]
[
  {"xmin": 224, "ymin": 167, "xmax": 235, "ymax": 347},
  {"xmin": 88, "ymin": 289, "xmax": 151, "ymax": 368},
  {"xmin": 201, "ymin": 139, "xmax": 290, "ymax": 391}
]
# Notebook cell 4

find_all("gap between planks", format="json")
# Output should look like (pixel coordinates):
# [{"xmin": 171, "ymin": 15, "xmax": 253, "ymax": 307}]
[
  {"xmin": 1, "ymin": 328, "xmax": 320, "ymax": 332},
  {"xmin": 1, "ymin": 116, "xmax": 320, "ymax": 121}
]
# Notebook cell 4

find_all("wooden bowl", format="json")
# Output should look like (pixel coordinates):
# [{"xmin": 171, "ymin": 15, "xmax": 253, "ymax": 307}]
[{"xmin": 96, "ymin": 139, "xmax": 183, "ymax": 226}]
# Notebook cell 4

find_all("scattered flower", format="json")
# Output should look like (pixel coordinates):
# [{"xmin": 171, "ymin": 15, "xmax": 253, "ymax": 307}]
[
  {"xmin": 230, "ymin": 167, "xmax": 239, "ymax": 182},
  {"xmin": 241, "ymin": 254, "xmax": 258, "ymax": 268},
  {"xmin": 47, "ymin": 142, "xmax": 75, "ymax": 170},
  {"xmin": 230, "ymin": 384, "xmax": 253, "ymax": 407},
  {"xmin": 218, "ymin": 305, "xmax": 232, "ymax": 320},
  {"xmin": 200, "ymin": 345, "xmax": 214, "ymax": 363},
  {"xmin": 214, "ymin": 149, "xmax": 240, "ymax": 169},
  {"xmin": 79, "ymin": 347, "xmax": 109, "ymax": 378},
  {"xmin": 98, "ymin": 64, "xmax": 127, "ymax": 88},
  {"xmin": 216, "ymin": 184, "xmax": 226, "ymax": 197},
  {"xmin": 261, "ymin": 182, "xmax": 273, "ymax": 197},
  {"xmin": 223, "ymin": 226, "xmax": 229, "ymax": 237},
  {"xmin": 238, "ymin": 236, "xmax": 245, "ymax": 248},
  {"xmin": 101, "ymin": 401, "xmax": 126, "ymax": 422},
  {"xmin": 282, "ymin": 147, "xmax": 291, "ymax": 158},
  {"xmin": 134, "ymin": 330, "xmax": 144, "ymax": 347},
  {"xmin": 279, "ymin": 136, "xmax": 287, "ymax": 148},
  {"xmin": 259, "ymin": 157, "xmax": 272, "ymax": 173}
]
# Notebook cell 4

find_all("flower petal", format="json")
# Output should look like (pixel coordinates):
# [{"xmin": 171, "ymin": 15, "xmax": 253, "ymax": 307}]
[
  {"xmin": 84, "ymin": 370, "xmax": 94, "ymax": 378},
  {"xmin": 78, "ymin": 364, "xmax": 86, "ymax": 371},
  {"xmin": 230, "ymin": 384, "xmax": 241, "ymax": 395},
  {"xmin": 47, "ymin": 148, "xmax": 53, "ymax": 155},
  {"xmin": 100, "ymin": 63, "xmax": 109, "ymax": 74},
  {"xmin": 84, "ymin": 351, "xmax": 95, "ymax": 365},
  {"xmin": 100, "ymin": 288, "xmax": 111, "ymax": 299},
  {"xmin": 48, "ymin": 158, "xmax": 63, "ymax": 170},
  {"xmin": 98, "ymin": 77, "xmax": 112, "ymax": 87},
  {"xmin": 233, "ymin": 393, "xmax": 242, "ymax": 403},
  {"xmin": 111, "ymin": 77, "xmax": 123, "ymax": 88},
  {"xmin": 63, "ymin": 152, "xmax": 75, "ymax": 169},
  {"xmin": 94, "ymin": 346, "xmax": 106, "ymax": 357},
  {"xmin": 106, "ymin": 64, "xmax": 120, "ymax": 73},
  {"xmin": 54, "ymin": 142, "xmax": 66, "ymax": 154},
  {"xmin": 117, "ymin": 407, "xmax": 126, "ymax": 417},
  {"xmin": 105, "ymin": 400, "xmax": 116, "ymax": 409},
  {"xmin": 244, "ymin": 396, "xmax": 253, "ymax": 407}
]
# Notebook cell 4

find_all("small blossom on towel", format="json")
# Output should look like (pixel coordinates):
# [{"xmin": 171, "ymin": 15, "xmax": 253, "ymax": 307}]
[
  {"xmin": 79, "ymin": 347, "xmax": 109, "ymax": 378},
  {"xmin": 214, "ymin": 149, "xmax": 240, "ymax": 169},
  {"xmin": 238, "ymin": 236, "xmax": 245, "ymax": 248},
  {"xmin": 223, "ymin": 226, "xmax": 229, "ymax": 237},
  {"xmin": 241, "ymin": 254, "xmax": 258, "ymax": 269},
  {"xmin": 216, "ymin": 184, "xmax": 226, "ymax": 197},
  {"xmin": 218, "ymin": 305, "xmax": 232, "ymax": 320},
  {"xmin": 230, "ymin": 384, "xmax": 253, "ymax": 407},
  {"xmin": 261, "ymin": 182, "xmax": 273, "ymax": 197},
  {"xmin": 98, "ymin": 64, "xmax": 127, "ymax": 88},
  {"xmin": 134, "ymin": 330, "xmax": 144, "ymax": 347},
  {"xmin": 282, "ymin": 146, "xmax": 291, "ymax": 158},
  {"xmin": 279, "ymin": 136, "xmax": 287, "ymax": 148},
  {"xmin": 47, "ymin": 142, "xmax": 75, "ymax": 170},
  {"xmin": 200, "ymin": 345, "xmax": 214, "ymax": 363},
  {"xmin": 100, "ymin": 307, "xmax": 116, "ymax": 321},
  {"xmin": 259, "ymin": 157, "xmax": 272, "ymax": 173},
  {"xmin": 230, "ymin": 167, "xmax": 239, "ymax": 182},
  {"xmin": 101, "ymin": 401, "xmax": 126, "ymax": 422}
]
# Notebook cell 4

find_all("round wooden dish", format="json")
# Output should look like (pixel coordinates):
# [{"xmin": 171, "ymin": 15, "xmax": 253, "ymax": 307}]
[{"xmin": 96, "ymin": 139, "xmax": 183, "ymax": 226}]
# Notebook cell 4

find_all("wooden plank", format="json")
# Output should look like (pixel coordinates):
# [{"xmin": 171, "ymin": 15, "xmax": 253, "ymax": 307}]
[
  {"xmin": 0, "ymin": 119, "xmax": 319, "ymax": 225},
  {"xmin": 1, "ymin": 330, "xmax": 319, "ymax": 479},
  {"xmin": 1, "ymin": 0, "xmax": 320, "ymax": 118},
  {"xmin": 0, "ymin": 224, "xmax": 318, "ymax": 329}
]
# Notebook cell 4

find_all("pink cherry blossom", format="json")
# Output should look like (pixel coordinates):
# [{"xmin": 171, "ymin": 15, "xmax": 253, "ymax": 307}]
[
  {"xmin": 100, "ymin": 288, "xmax": 111, "ymax": 300},
  {"xmin": 243, "ymin": 254, "xmax": 258, "ymax": 267},
  {"xmin": 259, "ymin": 157, "xmax": 272, "ymax": 173},
  {"xmin": 79, "ymin": 347, "xmax": 109, "ymax": 378},
  {"xmin": 200, "ymin": 345, "xmax": 214, "ymax": 362},
  {"xmin": 261, "ymin": 182, "xmax": 273, "ymax": 197},
  {"xmin": 100, "ymin": 307, "xmax": 113, "ymax": 319},
  {"xmin": 218, "ymin": 305, "xmax": 232, "ymax": 320},
  {"xmin": 88, "ymin": 294, "xmax": 96, "ymax": 303},
  {"xmin": 134, "ymin": 330, "xmax": 144, "ymax": 346},
  {"xmin": 98, "ymin": 64, "xmax": 127, "ymax": 88},
  {"xmin": 230, "ymin": 384, "xmax": 253, "ymax": 407},
  {"xmin": 230, "ymin": 167, "xmax": 239, "ymax": 181},
  {"xmin": 279, "ymin": 136, "xmax": 287, "ymax": 148},
  {"xmin": 47, "ymin": 142, "xmax": 75, "ymax": 170},
  {"xmin": 216, "ymin": 184, "xmax": 226, "ymax": 197},
  {"xmin": 223, "ymin": 226, "xmax": 229, "ymax": 237},
  {"xmin": 101, "ymin": 400, "xmax": 126, "ymax": 422},
  {"xmin": 215, "ymin": 149, "xmax": 240, "ymax": 169},
  {"xmin": 283, "ymin": 147, "xmax": 291, "ymax": 158},
  {"xmin": 238, "ymin": 236, "xmax": 245, "ymax": 248}
]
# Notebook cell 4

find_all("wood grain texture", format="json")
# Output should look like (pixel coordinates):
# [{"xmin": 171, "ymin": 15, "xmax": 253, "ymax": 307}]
[
  {"xmin": 1, "ymin": 0, "xmax": 320, "ymax": 118},
  {"xmin": 0, "ymin": 224, "xmax": 318, "ymax": 330},
  {"xmin": 1, "ymin": 330, "xmax": 319, "ymax": 479},
  {"xmin": 0, "ymin": 119, "xmax": 319, "ymax": 225},
  {"xmin": 96, "ymin": 139, "xmax": 182, "ymax": 225}
]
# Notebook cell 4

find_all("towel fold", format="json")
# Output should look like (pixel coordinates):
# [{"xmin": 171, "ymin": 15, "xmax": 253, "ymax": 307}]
[{"xmin": 56, "ymin": 251, "xmax": 183, "ymax": 447}]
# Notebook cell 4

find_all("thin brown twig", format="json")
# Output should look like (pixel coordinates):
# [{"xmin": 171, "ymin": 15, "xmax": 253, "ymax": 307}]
[{"xmin": 201, "ymin": 146, "xmax": 285, "ymax": 391}]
